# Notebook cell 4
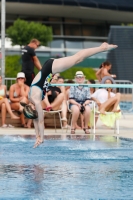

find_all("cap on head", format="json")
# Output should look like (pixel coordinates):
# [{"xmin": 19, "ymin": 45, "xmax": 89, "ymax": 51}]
[
  {"xmin": 17, "ymin": 72, "xmax": 25, "ymax": 79},
  {"xmin": 101, "ymin": 76, "xmax": 115, "ymax": 84},
  {"xmin": 75, "ymin": 71, "xmax": 85, "ymax": 77},
  {"xmin": 23, "ymin": 105, "xmax": 38, "ymax": 119}
]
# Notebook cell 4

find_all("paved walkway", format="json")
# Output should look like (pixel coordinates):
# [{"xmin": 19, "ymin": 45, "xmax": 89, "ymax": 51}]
[{"xmin": 0, "ymin": 113, "xmax": 133, "ymax": 140}]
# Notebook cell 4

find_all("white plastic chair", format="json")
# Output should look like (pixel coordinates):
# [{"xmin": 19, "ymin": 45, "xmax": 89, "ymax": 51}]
[
  {"xmin": 43, "ymin": 109, "xmax": 63, "ymax": 132},
  {"xmin": 93, "ymin": 110, "xmax": 120, "ymax": 134}
]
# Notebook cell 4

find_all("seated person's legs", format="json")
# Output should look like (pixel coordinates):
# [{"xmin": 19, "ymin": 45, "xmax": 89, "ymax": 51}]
[
  {"xmin": 111, "ymin": 93, "xmax": 121, "ymax": 112},
  {"xmin": 0, "ymin": 98, "xmax": 19, "ymax": 120},
  {"xmin": 26, "ymin": 119, "xmax": 33, "ymax": 128},
  {"xmin": 80, "ymin": 114, "xmax": 84, "ymax": 129},
  {"xmin": 71, "ymin": 105, "xmax": 80, "ymax": 133},
  {"xmin": 99, "ymin": 93, "xmax": 121, "ymax": 114},
  {"xmin": 83, "ymin": 105, "xmax": 91, "ymax": 133},
  {"xmin": 10, "ymin": 102, "xmax": 26, "ymax": 126},
  {"xmin": 41, "ymin": 93, "xmax": 64, "ymax": 111},
  {"xmin": 61, "ymin": 100, "xmax": 70, "ymax": 128},
  {"xmin": 10, "ymin": 96, "xmax": 32, "ymax": 127},
  {"xmin": 0, "ymin": 103, "xmax": 6, "ymax": 127}
]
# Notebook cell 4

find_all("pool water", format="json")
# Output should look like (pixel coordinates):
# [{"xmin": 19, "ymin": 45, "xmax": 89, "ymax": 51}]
[
  {"xmin": 120, "ymin": 101, "xmax": 132, "ymax": 112},
  {"xmin": 0, "ymin": 135, "xmax": 133, "ymax": 199}
]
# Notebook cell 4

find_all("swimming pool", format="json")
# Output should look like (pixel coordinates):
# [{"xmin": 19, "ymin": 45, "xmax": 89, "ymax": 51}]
[
  {"xmin": 120, "ymin": 101, "xmax": 132, "ymax": 112},
  {"xmin": 0, "ymin": 135, "xmax": 133, "ymax": 199}
]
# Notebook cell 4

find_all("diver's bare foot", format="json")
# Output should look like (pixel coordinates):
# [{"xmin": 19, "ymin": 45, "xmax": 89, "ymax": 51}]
[
  {"xmin": 11, "ymin": 115, "xmax": 20, "ymax": 119},
  {"xmin": 100, "ymin": 42, "xmax": 118, "ymax": 52},
  {"xmin": 33, "ymin": 136, "xmax": 43, "ymax": 148}
]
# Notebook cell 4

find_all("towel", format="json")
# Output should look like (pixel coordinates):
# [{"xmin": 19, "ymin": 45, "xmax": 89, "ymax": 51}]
[{"xmin": 89, "ymin": 106, "xmax": 121, "ymax": 128}]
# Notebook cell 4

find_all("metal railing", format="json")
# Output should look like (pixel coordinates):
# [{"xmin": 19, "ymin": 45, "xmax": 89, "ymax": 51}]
[{"xmin": 5, "ymin": 77, "xmax": 16, "ymax": 90}]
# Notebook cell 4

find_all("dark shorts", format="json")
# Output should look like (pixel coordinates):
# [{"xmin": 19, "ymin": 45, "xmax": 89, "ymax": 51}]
[
  {"xmin": 24, "ymin": 72, "xmax": 35, "ymax": 86},
  {"xmin": 69, "ymin": 103, "xmax": 90, "ymax": 110}
]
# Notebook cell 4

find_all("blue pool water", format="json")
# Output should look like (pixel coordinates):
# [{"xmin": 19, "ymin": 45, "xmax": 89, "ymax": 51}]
[
  {"xmin": 0, "ymin": 135, "xmax": 133, "ymax": 199},
  {"xmin": 120, "ymin": 101, "xmax": 132, "ymax": 112}
]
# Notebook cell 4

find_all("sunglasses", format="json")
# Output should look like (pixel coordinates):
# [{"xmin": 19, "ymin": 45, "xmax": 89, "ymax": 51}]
[{"xmin": 76, "ymin": 76, "xmax": 84, "ymax": 78}]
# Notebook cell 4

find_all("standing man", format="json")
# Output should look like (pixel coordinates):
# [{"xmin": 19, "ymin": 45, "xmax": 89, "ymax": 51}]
[{"xmin": 21, "ymin": 39, "xmax": 42, "ymax": 86}]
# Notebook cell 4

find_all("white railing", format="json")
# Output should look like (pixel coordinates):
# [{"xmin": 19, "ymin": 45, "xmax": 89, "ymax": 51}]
[{"xmin": 5, "ymin": 77, "xmax": 16, "ymax": 87}]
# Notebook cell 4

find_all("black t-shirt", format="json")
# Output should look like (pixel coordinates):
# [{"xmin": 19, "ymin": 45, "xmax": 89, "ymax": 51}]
[
  {"xmin": 21, "ymin": 45, "xmax": 36, "ymax": 74},
  {"xmin": 47, "ymin": 86, "xmax": 61, "ymax": 103},
  {"xmin": 47, "ymin": 86, "xmax": 61, "ymax": 94}
]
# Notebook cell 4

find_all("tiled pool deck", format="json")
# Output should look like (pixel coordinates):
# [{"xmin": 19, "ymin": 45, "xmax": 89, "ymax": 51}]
[{"xmin": 0, "ymin": 113, "xmax": 133, "ymax": 140}]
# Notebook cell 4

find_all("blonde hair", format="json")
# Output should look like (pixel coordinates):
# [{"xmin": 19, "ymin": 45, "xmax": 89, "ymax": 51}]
[{"xmin": 30, "ymin": 39, "xmax": 40, "ymax": 45}]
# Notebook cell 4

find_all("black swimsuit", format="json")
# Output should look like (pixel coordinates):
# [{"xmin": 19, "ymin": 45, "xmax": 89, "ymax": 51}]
[{"xmin": 31, "ymin": 59, "xmax": 54, "ymax": 91}]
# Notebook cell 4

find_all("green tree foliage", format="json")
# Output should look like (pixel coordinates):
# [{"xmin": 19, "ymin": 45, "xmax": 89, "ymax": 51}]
[
  {"xmin": 6, "ymin": 19, "xmax": 53, "ymax": 46},
  {"xmin": 5, "ymin": 55, "xmax": 21, "ymax": 77},
  {"xmin": 60, "ymin": 67, "xmax": 96, "ymax": 80},
  {"xmin": 5, "ymin": 55, "xmax": 21, "ymax": 89}
]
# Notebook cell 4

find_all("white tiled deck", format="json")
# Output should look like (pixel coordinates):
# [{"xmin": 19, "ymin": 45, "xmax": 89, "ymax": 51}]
[{"xmin": 0, "ymin": 113, "xmax": 133, "ymax": 140}]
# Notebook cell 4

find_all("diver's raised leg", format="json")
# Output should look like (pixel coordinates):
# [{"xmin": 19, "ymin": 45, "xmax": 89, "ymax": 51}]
[{"xmin": 52, "ymin": 42, "xmax": 118, "ymax": 74}]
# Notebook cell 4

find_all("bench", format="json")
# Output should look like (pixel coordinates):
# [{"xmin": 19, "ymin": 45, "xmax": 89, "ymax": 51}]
[{"xmin": 0, "ymin": 111, "xmax": 76, "ymax": 128}]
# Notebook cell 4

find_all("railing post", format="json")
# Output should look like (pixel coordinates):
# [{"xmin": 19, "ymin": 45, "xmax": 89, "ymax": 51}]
[{"xmin": 1, "ymin": 0, "xmax": 6, "ymax": 84}]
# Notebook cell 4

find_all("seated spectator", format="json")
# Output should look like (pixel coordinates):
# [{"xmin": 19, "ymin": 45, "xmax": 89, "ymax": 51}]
[
  {"xmin": 41, "ymin": 75, "xmax": 64, "ymax": 110},
  {"xmin": 41, "ymin": 85, "xmax": 64, "ymax": 111},
  {"xmin": 65, "ymin": 79, "xmax": 83, "ymax": 129},
  {"xmin": 0, "ymin": 76, "xmax": 20, "ymax": 127},
  {"xmin": 91, "ymin": 77, "xmax": 121, "ymax": 114},
  {"xmin": 57, "ymin": 76, "xmax": 66, "ymax": 100},
  {"xmin": 91, "ymin": 77, "xmax": 121, "ymax": 127},
  {"xmin": 9, "ymin": 72, "xmax": 31, "ymax": 128},
  {"xmin": 69, "ymin": 71, "xmax": 91, "ymax": 134},
  {"xmin": 57, "ymin": 76, "xmax": 64, "ymax": 84},
  {"xmin": 42, "ymin": 75, "xmax": 70, "ymax": 128},
  {"xmin": 87, "ymin": 79, "xmax": 96, "ymax": 94},
  {"xmin": 96, "ymin": 61, "xmax": 116, "ymax": 83},
  {"xmin": 57, "ymin": 76, "xmax": 70, "ymax": 129}
]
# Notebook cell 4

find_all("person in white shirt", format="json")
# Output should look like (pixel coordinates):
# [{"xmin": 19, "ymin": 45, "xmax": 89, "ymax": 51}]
[{"xmin": 91, "ymin": 77, "xmax": 121, "ymax": 114}]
